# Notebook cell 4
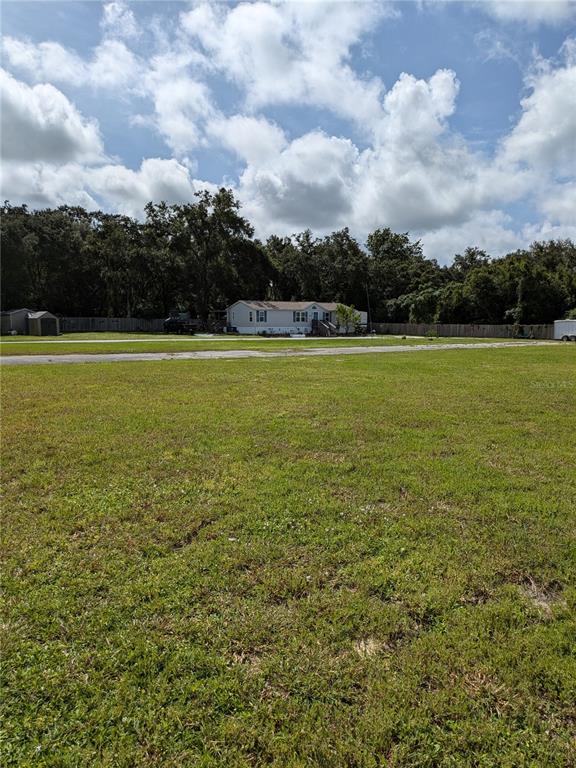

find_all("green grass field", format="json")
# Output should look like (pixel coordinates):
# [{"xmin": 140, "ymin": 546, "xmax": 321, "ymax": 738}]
[
  {"xmin": 0, "ymin": 333, "xmax": 523, "ymax": 357},
  {"xmin": 2, "ymin": 346, "xmax": 575, "ymax": 766}
]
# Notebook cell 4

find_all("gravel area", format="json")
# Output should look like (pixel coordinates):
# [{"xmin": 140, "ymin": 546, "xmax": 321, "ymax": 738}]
[{"xmin": 0, "ymin": 341, "xmax": 553, "ymax": 366}]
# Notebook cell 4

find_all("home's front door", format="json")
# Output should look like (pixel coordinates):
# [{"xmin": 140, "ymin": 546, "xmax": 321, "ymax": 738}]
[{"xmin": 313, "ymin": 311, "xmax": 319, "ymax": 321}]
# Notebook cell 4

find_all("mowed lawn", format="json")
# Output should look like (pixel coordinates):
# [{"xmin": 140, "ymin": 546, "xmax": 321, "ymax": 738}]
[
  {"xmin": 2, "ymin": 346, "xmax": 575, "ymax": 767},
  {"xmin": 0, "ymin": 333, "xmax": 518, "ymax": 357}
]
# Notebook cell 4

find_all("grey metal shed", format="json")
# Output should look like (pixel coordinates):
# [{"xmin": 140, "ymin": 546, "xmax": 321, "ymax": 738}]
[
  {"xmin": 27, "ymin": 311, "xmax": 60, "ymax": 336},
  {"xmin": 1, "ymin": 308, "xmax": 33, "ymax": 335}
]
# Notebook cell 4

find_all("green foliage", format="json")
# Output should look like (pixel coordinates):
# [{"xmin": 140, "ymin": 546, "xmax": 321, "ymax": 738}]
[
  {"xmin": 435, "ymin": 282, "xmax": 472, "ymax": 323},
  {"xmin": 366, "ymin": 228, "xmax": 440, "ymax": 322},
  {"xmin": 335, "ymin": 302, "xmax": 361, "ymax": 334},
  {"xmin": 1, "ymin": 194, "xmax": 272, "ymax": 323},
  {"xmin": 147, "ymin": 190, "xmax": 269, "ymax": 322},
  {"xmin": 2, "ymin": 199, "xmax": 575, "ymax": 325},
  {"xmin": 393, "ymin": 287, "xmax": 441, "ymax": 323}
]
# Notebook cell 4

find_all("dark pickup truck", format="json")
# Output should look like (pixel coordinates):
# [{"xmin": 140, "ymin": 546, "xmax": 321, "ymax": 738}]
[{"xmin": 163, "ymin": 313, "xmax": 196, "ymax": 334}]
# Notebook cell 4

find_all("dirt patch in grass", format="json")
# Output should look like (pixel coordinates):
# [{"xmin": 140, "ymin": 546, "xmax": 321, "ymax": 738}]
[{"xmin": 518, "ymin": 576, "xmax": 567, "ymax": 617}]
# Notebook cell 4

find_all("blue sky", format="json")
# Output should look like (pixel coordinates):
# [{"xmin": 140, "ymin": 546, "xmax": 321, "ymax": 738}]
[{"xmin": 1, "ymin": 1, "xmax": 575, "ymax": 262}]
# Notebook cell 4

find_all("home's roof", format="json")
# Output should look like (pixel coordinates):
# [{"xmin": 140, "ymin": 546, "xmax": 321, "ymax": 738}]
[{"xmin": 230, "ymin": 300, "xmax": 342, "ymax": 311}]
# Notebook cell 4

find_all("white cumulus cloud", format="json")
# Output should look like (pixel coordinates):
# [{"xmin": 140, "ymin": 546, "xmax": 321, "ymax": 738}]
[
  {"xmin": 140, "ymin": 52, "xmax": 217, "ymax": 153},
  {"xmin": 419, "ymin": 210, "xmax": 524, "ymax": 263},
  {"xmin": 2, "ymin": 36, "xmax": 141, "ymax": 90},
  {"xmin": 480, "ymin": 0, "xmax": 576, "ymax": 25},
  {"xmin": 539, "ymin": 182, "xmax": 576, "ymax": 225},
  {"xmin": 426, "ymin": 0, "xmax": 576, "ymax": 26},
  {"xmin": 1, "ymin": 156, "xmax": 211, "ymax": 217},
  {"xmin": 101, "ymin": 1, "xmax": 140, "ymax": 40},
  {"xmin": 181, "ymin": 0, "xmax": 389, "ymax": 132},
  {"xmin": 1, "ymin": 2, "xmax": 575, "ymax": 262},
  {"xmin": 236, "ymin": 68, "xmax": 528, "ymax": 240},
  {"xmin": 500, "ymin": 44, "xmax": 576, "ymax": 175},
  {"xmin": 85, "ymin": 158, "xmax": 209, "ymax": 216},
  {"xmin": 0, "ymin": 69, "xmax": 104, "ymax": 163},
  {"xmin": 239, "ymin": 130, "xmax": 360, "ymax": 232},
  {"xmin": 207, "ymin": 115, "xmax": 287, "ymax": 165}
]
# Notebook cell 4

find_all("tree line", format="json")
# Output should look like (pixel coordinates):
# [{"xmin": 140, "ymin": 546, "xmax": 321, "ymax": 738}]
[{"xmin": 2, "ymin": 190, "xmax": 575, "ymax": 326}]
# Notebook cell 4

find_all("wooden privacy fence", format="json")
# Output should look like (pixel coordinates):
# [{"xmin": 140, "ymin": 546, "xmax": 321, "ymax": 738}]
[
  {"xmin": 371, "ymin": 323, "xmax": 554, "ymax": 339},
  {"xmin": 60, "ymin": 317, "xmax": 165, "ymax": 333},
  {"xmin": 57, "ymin": 318, "xmax": 555, "ymax": 338}
]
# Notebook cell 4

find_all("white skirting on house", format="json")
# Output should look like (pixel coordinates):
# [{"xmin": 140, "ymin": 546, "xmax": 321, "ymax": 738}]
[{"xmin": 230, "ymin": 326, "xmax": 311, "ymax": 335}]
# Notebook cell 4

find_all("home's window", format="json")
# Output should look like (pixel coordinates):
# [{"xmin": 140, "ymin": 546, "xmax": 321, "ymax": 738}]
[
  {"xmin": 249, "ymin": 311, "xmax": 253, "ymax": 322},
  {"xmin": 293, "ymin": 311, "xmax": 308, "ymax": 322},
  {"xmin": 323, "ymin": 312, "xmax": 330, "ymax": 321},
  {"xmin": 256, "ymin": 310, "xmax": 267, "ymax": 322}
]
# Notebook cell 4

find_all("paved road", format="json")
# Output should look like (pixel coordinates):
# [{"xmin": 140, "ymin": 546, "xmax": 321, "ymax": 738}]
[{"xmin": 0, "ymin": 341, "xmax": 554, "ymax": 366}]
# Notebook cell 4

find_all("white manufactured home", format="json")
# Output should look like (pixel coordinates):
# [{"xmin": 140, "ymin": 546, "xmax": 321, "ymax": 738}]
[{"xmin": 226, "ymin": 301, "xmax": 367, "ymax": 335}]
